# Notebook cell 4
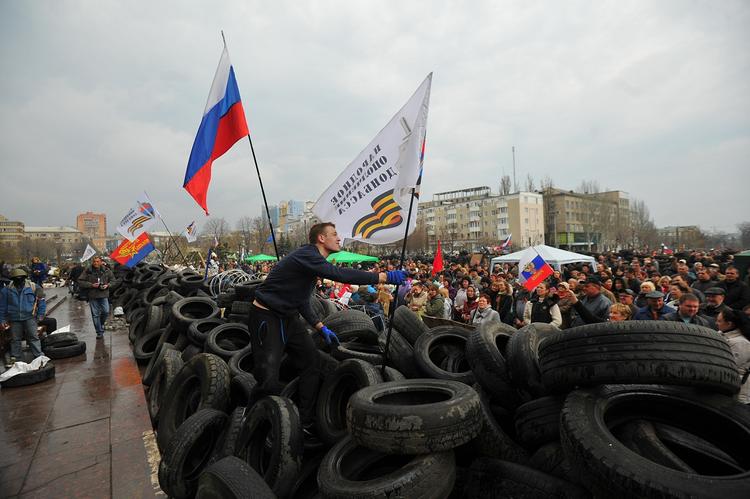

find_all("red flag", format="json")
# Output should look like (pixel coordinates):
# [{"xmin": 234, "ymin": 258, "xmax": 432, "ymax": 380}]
[{"xmin": 432, "ymin": 240, "xmax": 444, "ymax": 275}]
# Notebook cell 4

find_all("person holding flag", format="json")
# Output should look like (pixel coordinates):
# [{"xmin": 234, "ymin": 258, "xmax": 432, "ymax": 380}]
[
  {"xmin": 248, "ymin": 222, "xmax": 408, "ymax": 439},
  {"xmin": 560, "ymin": 274, "xmax": 611, "ymax": 327}
]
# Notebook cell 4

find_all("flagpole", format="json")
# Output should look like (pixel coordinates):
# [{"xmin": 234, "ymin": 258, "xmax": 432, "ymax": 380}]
[
  {"xmin": 246, "ymin": 135, "xmax": 279, "ymax": 260},
  {"xmin": 143, "ymin": 191, "xmax": 191, "ymax": 267},
  {"xmin": 380, "ymin": 187, "xmax": 416, "ymax": 376}
]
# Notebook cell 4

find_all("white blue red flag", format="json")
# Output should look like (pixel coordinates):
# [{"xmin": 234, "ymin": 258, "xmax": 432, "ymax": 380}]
[
  {"xmin": 184, "ymin": 45, "xmax": 249, "ymax": 215},
  {"xmin": 185, "ymin": 221, "xmax": 198, "ymax": 243},
  {"xmin": 500, "ymin": 233, "xmax": 512, "ymax": 249},
  {"xmin": 116, "ymin": 192, "xmax": 160, "ymax": 241},
  {"xmin": 518, "ymin": 248, "xmax": 554, "ymax": 292}
]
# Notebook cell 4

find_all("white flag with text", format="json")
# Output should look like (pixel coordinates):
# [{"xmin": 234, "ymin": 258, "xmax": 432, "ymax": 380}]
[
  {"xmin": 313, "ymin": 74, "xmax": 432, "ymax": 245},
  {"xmin": 116, "ymin": 192, "xmax": 160, "ymax": 241},
  {"xmin": 184, "ymin": 221, "xmax": 198, "ymax": 243},
  {"xmin": 80, "ymin": 244, "xmax": 97, "ymax": 263}
]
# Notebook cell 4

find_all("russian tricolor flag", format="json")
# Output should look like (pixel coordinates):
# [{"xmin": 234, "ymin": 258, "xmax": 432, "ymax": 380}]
[
  {"xmin": 518, "ymin": 249, "xmax": 554, "ymax": 292},
  {"xmin": 184, "ymin": 46, "xmax": 249, "ymax": 214}
]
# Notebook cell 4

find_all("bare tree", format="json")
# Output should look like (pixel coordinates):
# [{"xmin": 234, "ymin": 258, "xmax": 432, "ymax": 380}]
[
  {"xmin": 576, "ymin": 180, "xmax": 601, "ymax": 195},
  {"xmin": 630, "ymin": 198, "xmax": 658, "ymax": 249},
  {"xmin": 203, "ymin": 217, "xmax": 230, "ymax": 242},
  {"xmin": 540, "ymin": 175, "xmax": 554, "ymax": 192},
  {"xmin": 525, "ymin": 173, "xmax": 536, "ymax": 192},
  {"xmin": 500, "ymin": 175, "xmax": 512, "ymax": 195}
]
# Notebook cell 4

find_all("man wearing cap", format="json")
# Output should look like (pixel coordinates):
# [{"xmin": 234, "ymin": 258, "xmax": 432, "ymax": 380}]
[
  {"xmin": 661, "ymin": 293, "xmax": 713, "ymax": 328},
  {"xmin": 701, "ymin": 287, "xmax": 731, "ymax": 322},
  {"xmin": 618, "ymin": 289, "xmax": 638, "ymax": 318},
  {"xmin": 634, "ymin": 290, "xmax": 677, "ymax": 320},
  {"xmin": 708, "ymin": 263, "xmax": 722, "ymax": 281},
  {"xmin": 719, "ymin": 266, "xmax": 750, "ymax": 310},
  {"xmin": 0, "ymin": 268, "xmax": 46, "ymax": 366},
  {"xmin": 562, "ymin": 275, "xmax": 611, "ymax": 327}
]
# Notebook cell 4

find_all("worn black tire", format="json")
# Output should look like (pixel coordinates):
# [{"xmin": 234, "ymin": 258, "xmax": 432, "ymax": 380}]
[
  {"xmin": 377, "ymin": 365, "xmax": 405, "ymax": 382},
  {"xmin": 148, "ymin": 349, "xmax": 183, "ymax": 426},
  {"xmin": 157, "ymin": 353, "xmax": 231, "ymax": 451},
  {"xmin": 195, "ymin": 456, "xmax": 275, "ymax": 499},
  {"xmin": 229, "ymin": 373, "xmax": 257, "ymax": 410},
  {"xmin": 180, "ymin": 343, "xmax": 201, "ymax": 362},
  {"xmin": 540, "ymin": 321, "xmax": 740, "ymax": 394},
  {"xmin": 652, "ymin": 422, "xmax": 744, "ymax": 474},
  {"xmin": 347, "ymin": 379, "xmax": 482, "ymax": 454},
  {"xmin": 216, "ymin": 291, "xmax": 237, "ymax": 309},
  {"xmin": 128, "ymin": 309, "xmax": 146, "ymax": 343},
  {"xmin": 227, "ymin": 349, "xmax": 255, "ymax": 379},
  {"xmin": 463, "ymin": 458, "xmax": 590, "ymax": 499},
  {"xmin": 471, "ymin": 384, "xmax": 529, "ymax": 463},
  {"xmin": 323, "ymin": 309, "xmax": 379, "ymax": 344},
  {"xmin": 289, "ymin": 450, "xmax": 325, "ymax": 499},
  {"xmin": 172, "ymin": 297, "xmax": 220, "ymax": 334},
  {"xmin": 380, "ymin": 328, "xmax": 420, "ymax": 378},
  {"xmin": 514, "ymin": 396, "xmax": 565, "ymax": 449},
  {"xmin": 41, "ymin": 332, "xmax": 79, "ymax": 348},
  {"xmin": 234, "ymin": 281, "xmax": 262, "ymax": 301},
  {"xmin": 316, "ymin": 359, "xmax": 383, "ymax": 445},
  {"xmin": 392, "ymin": 305, "xmax": 429, "ymax": 345},
  {"xmin": 177, "ymin": 272, "xmax": 205, "ymax": 294},
  {"xmin": 0, "ymin": 362, "xmax": 55, "ymax": 388},
  {"xmin": 205, "ymin": 323, "xmax": 252, "ymax": 361},
  {"xmin": 213, "ymin": 407, "xmax": 247, "ymax": 461},
  {"xmin": 235, "ymin": 395, "xmax": 303, "ymax": 498},
  {"xmin": 561, "ymin": 384, "xmax": 750, "ymax": 498},
  {"xmin": 43, "ymin": 341, "xmax": 86, "ymax": 360},
  {"xmin": 414, "ymin": 326, "xmax": 474, "ymax": 384},
  {"xmin": 319, "ymin": 437, "xmax": 455, "ymax": 499},
  {"xmin": 158, "ymin": 408, "xmax": 227, "ymax": 499},
  {"xmin": 188, "ymin": 318, "xmax": 225, "ymax": 347},
  {"xmin": 133, "ymin": 329, "xmax": 162, "ymax": 364},
  {"xmin": 142, "ymin": 342, "xmax": 176, "ymax": 386},
  {"xmin": 311, "ymin": 294, "xmax": 337, "ymax": 321},
  {"xmin": 506, "ymin": 323, "xmax": 559, "ymax": 397},
  {"xmin": 466, "ymin": 321, "xmax": 519, "ymax": 408},
  {"xmin": 229, "ymin": 300, "xmax": 251, "ymax": 316},
  {"xmin": 528, "ymin": 441, "xmax": 574, "ymax": 481},
  {"xmin": 143, "ymin": 304, "xmax": 164, "ymax": 334},
  {"xmin": 612, "ymin": 419, "xmax": 696, "ymax": 473},
  {"xmin": 332, "ymin": 341, "xmax": 384, "ymax": 365}
]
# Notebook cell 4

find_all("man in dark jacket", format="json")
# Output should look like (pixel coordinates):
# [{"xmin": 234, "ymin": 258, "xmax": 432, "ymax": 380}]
[
  {"xmin": 701, "ymin": 287, "xmax": 731, "ymax": 321},
  {"xmin": 661, "ymin": 293, "xmax": 713, "ymax": 328},
  {"xmin": 692, "ymin": 268, "xmax": 718, "ymax": 295},
  {"xmin": 78, "ymin": 257, "xmax": 116, "ymax": 339},
  {"xmin": 566, "ymin": 275, "xmax": 611, "ymax": 326},
  {"xmin": 249, "ymin": 222, "xmax": 407, "ymax": 438},
  {"xmin": 719, "ymin": 266, "xmax": 750, "ymax": 310}
]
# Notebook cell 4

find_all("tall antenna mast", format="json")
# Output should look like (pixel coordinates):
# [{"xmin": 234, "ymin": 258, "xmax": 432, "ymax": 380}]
[{"xmin": 512, "ymin": 146, "xmax": 517, "ymax": 192}]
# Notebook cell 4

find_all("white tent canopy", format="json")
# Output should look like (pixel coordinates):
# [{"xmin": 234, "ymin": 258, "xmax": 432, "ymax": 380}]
[{"xmin": 490, "ymin": 245, "xmax": 597, "ymax": 271}]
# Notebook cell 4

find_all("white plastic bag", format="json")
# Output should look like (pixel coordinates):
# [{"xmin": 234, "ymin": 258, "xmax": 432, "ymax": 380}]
[{"xmin": 0, "ymin": 355, "xmax": 50, "ymax": 382}]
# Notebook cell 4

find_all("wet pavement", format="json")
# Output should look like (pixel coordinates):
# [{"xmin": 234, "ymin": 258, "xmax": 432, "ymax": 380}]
[{"xmin": 0, "ymin": 288, "xmax": 162, "ymax": 498}]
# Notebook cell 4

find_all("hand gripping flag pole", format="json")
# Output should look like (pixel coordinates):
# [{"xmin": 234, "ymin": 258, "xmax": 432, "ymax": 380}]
[{"xmin": 183, "ymin": 32, "xmax": 279, "ymax": 261}]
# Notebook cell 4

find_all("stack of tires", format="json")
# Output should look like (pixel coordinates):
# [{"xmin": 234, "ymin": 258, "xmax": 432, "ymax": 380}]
[
  {"xmin": 110, "ymin": 262, "xmax": 750, "ymax": 498},
  {"xmin": 41, "ymin": 332, "xmax": 86, "ymax": 359}
]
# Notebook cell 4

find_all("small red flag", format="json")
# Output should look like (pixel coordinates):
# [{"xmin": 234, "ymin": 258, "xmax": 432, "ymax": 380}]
[{"xmin": 432, "ymin": 240, "xmax": 444, "ymax": 275}]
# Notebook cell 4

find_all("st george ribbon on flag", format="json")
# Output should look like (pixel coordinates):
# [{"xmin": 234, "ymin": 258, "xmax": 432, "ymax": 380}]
[
  {"xmin": 312, "ymin": 73, "xmax": 432, "ymax": 245},
  {"xmin": 518, "ymin": 248, "xmax": 554, "ymax": 292},
  {"xmin": 183, "ymin": 45, "xmax": 249, "ymax": 215},
  {"xmin": 184, "ymin": 221, "xmax": 198, "ymax": 243},
  {"xmin": 116, "ymin": 192, "xmax": 160, "ymax": 242}
]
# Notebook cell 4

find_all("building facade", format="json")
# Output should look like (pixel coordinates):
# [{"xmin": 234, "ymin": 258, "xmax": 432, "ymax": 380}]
[
  {"xmin": 657, "ymin": 226, "xmax": 704, "ymax": 250},
  {"xmin": 24, "ymin": 227, "xmax": 84, "ymax": 245},
  {"xmin": 0, "ymin": 215, "xmax": 25, "ymax": 244},
  {"xmin": 543, "ymin": 188, "xmax": 630, "ymax": 251},
  {"xmin": 76, "ymin": 211, "xmax": 107, "ymax": 250},
  {"xmin": 417, "ymin": 187, "xmax": 544, "ymax": 251}
]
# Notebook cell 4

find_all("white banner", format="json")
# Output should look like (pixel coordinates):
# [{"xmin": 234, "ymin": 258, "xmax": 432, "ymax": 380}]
[
  {"xmin": 116, "ymin": 192, "xmax": 160, "ymax": 241},
  {"xmin": 185, "ymin": 221, "xmax": 198, "ymax": 243},
  {"xmin": 80, "ymin": 244, "xmax": 97, "ymax": 263},
  {"xmin": 313, "ymin": 74, "xmax": 432, "ymax": 245}
]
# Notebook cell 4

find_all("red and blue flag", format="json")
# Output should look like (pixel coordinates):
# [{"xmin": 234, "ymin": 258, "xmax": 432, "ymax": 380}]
[
  {"xmin": 518, "ymin": 250, "xmax": 554, "ymax": 292},
  {"xmin": 183, "ymin": 45, "xmax": 249, "ymax": 215},
  {"xmin": 110, "ymin": 233, "xmax": 155, "ymax": 268}
]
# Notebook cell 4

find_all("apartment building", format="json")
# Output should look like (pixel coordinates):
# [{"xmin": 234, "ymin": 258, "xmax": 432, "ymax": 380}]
[{"xmin": 76, "ymin": 211, "xmax": 107, "ymax": 250}]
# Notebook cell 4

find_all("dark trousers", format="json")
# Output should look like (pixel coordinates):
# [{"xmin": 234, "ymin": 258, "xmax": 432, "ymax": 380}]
[{"xmin": 247, "ymin": 303, "xmax": 321, "ymax": 425}]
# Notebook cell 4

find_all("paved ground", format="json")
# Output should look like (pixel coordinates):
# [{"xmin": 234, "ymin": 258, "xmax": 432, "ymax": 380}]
[{"xmin": 0, "ymin": 288, "xmax": 163, "ymax": 498}]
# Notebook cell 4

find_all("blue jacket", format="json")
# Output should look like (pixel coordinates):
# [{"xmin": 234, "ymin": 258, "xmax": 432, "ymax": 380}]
[
  {"xmin": 634, "ymin": 304, "xmax": 676, "ymax": 321},
  {"xmin": 0, "ymin": 280, "xmax": 46, "ymax": 322},
  {"xmin": 31, "ymin": 262, "xmax": 48, "ymax": 283}
]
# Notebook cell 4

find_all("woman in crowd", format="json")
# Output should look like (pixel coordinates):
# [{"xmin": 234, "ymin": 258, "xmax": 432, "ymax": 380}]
[
  {"xmin": 609, "ymin": 302, "xmax": 633, "ymax": 322},
  {"xmin": 494, "ymin": 279, "xmax": 515, "ymax": 325},
  {"xmin": 460, "ymin": 285, "xmax": 479, "ymax": 323},
  {"xmin": 715, "ymin": 309, "xmax": 750, "ymax": 404},
  {"xmin": 522, "ymin": 282, "xmax": 562, "ymax": 327},
  {"xmin": 472, "ymin": 293, "xmax": 501, "ymax": 325},
  {"xmin": 439, "ymin": 287, "xmax": 453, "ymax": 319}
]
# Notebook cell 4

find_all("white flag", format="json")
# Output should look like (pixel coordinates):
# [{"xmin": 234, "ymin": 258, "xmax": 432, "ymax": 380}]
[
  {"xmin": 80, "ymin": 244, "xmax": 97, "ymax": 263},
  {"xmin": 184, "ymin": 221, "xmax": 198, "ymax": 243},
  {"xmin": 313, "ymin": 74, "xmax": 432, "ymax": 245},
  {"xmin": 116, "ymin": 192, "xmax": 160, "ymax": 241}
]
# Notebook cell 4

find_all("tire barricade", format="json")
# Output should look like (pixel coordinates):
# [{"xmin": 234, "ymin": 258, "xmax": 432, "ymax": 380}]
[{"xmin": 112, "ymin": 262, "xmax": 750, "ymax": 499}]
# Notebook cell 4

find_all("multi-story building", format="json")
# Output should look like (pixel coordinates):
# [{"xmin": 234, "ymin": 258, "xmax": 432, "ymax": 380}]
[
  {"xmin": 417, "ymin": 187, "xmax": 544, "ymax": 251},
  {"xmin": 657, "ymin": 226, "xmax": 704, "ymax": 250},
  {"xmin": 24, "ymin": 226, "xmax": 83, "ymax": 245},
  {"xmin": 543, "ymin": 188, "xmax": 630, "ymax": 251},
  {"xmin": 263, "ymin": 200, "xmax": 311, "ymax": 237},
  {"xmin": 76, "ymin": 211, "xmax": 107, "ymax": 250},
  {"xmin": 0, "ymin": 215, "xmax": 25, "ymax": 244}
]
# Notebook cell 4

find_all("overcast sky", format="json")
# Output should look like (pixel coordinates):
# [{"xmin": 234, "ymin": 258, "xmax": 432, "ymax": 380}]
[{"xmin": 1, "ymin": 0, "xmax": 748, "ymax": 237}]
